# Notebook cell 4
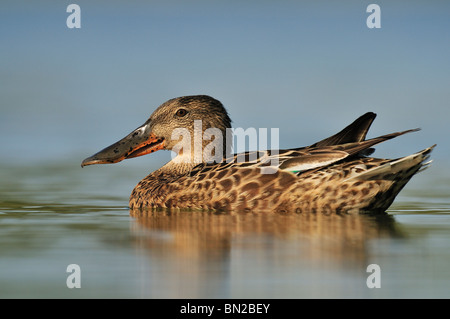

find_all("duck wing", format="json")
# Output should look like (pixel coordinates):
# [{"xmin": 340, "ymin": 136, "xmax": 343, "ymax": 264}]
[
  {"xmin": 190, "ymin": 111, "xmax": 419, "ymax": 176},
  {"xmin": 275, "ymin": 128, "xmax": 419, "ymax": 173},
  {"xmin": 309, "ymin": 112, "xmax": 377, "ymax": 147},
  {"xmin": 190, "ymin": 128, "xmax": 418, "ymax": 176}
]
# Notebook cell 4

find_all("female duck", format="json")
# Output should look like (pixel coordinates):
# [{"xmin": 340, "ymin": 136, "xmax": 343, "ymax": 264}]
[{"xmin": 82, "ymin": 95, "xmax": 434, "ymax": 213}]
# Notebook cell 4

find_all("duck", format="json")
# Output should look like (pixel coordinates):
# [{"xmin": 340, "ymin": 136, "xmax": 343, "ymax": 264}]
[{"xmin": 81, "ymin": 95, "xmax": 435, "ymax": 213}]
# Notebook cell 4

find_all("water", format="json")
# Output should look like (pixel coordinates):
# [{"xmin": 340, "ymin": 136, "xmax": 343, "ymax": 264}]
[
  {"xmin": 2, "ymin": 0, "xmax": 450, "ymax": 301},
  {"xmin": 1, "ymin": 160, "xmax": 449, "ymax": 299}
]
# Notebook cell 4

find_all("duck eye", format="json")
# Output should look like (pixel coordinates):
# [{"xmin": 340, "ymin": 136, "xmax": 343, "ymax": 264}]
[{"xmin": 175, "ymin": 109, "xmax": 188, "ymax": 117}]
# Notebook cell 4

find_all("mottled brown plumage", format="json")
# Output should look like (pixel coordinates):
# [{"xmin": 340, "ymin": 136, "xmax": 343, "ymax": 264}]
[{"xmin": 82, "ymin": 95, "xmax": 435, "ymax": 213}]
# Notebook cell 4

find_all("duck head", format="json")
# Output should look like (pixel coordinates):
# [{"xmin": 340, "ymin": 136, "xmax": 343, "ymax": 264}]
[{"xmin": 81, "ymin": 95, "xmax": 232, "ymax": 167}]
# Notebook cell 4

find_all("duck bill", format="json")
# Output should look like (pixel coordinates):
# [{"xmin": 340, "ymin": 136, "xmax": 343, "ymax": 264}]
[{"xmin": 81, "ymin": 123, "xmax": 165, "ymax": 167}]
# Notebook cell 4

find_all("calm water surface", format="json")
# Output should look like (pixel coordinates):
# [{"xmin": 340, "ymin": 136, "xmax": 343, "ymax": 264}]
[{"xmin": 1, "ymin": 160, "xmax": 449, "ymax": 298}]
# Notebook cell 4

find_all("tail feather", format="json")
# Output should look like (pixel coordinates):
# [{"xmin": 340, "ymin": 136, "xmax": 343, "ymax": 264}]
[
  {"xmin": 418, "ymin": 160, "xmax": 433, "ymax": 173},
  {"xmin": 345, "ymin": 144, "xmax": 436, "ymax": 182},
  {"xmin": 344, "ymin": 145, "xmax": 436, "ymax": 212}
]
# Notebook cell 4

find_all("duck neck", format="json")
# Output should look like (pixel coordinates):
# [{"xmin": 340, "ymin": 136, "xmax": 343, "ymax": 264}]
[
  {"xmin": 160, "ymin": 125, "xmax": 232, "ymax": 175},
  {"xmin": 159, "ymin": 156, "xmax": 200, "ymax": 176}
]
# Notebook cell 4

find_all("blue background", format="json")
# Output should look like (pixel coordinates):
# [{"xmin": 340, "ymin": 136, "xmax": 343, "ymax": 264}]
[{"xmin": 1, "ymin": 1, "xmax": 449, "ymax": 167}]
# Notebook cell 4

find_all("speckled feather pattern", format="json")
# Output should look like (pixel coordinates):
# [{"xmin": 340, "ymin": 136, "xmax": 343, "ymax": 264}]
[{"xmin": 129, "ymin": 145, "xmax": 434, "ymax": 213}]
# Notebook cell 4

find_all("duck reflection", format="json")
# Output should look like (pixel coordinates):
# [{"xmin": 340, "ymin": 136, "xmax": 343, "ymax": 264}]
[
  {"xmin": 129, "ymin": 209, "xmax": 403, "ymax": 297},
  {"xmin": 130, "ymin": 209, "xmax": 400, "ymax": 257}
]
